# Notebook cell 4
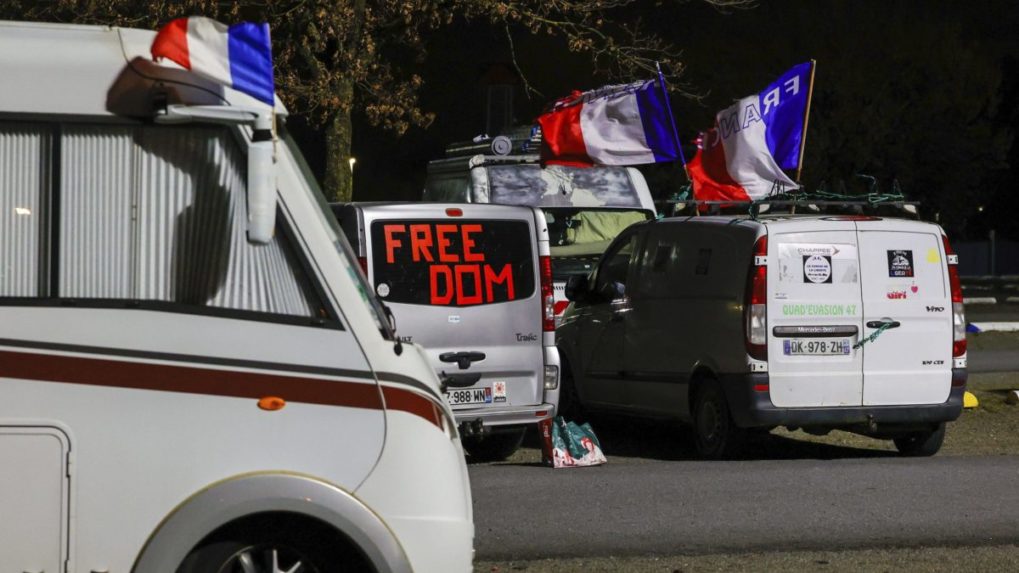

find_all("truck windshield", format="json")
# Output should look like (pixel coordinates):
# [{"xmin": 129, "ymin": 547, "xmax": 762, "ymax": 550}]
[
  {"xmin": 280, "ymin": 129, "xmax": 394, "ymax": 338},
  {"xmin": 487, "ymin": 164, "xmax": 642, "ymax": 208}
]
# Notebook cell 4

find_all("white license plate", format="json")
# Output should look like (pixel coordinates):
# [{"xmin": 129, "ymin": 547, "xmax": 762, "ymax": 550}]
[
  {"xmin": 783, "ymin": 338, "xmax": 851, "ymax": 356},
  {"xmin": 445, "ymin": 387, "xmax": 493, "ymax": 406}
]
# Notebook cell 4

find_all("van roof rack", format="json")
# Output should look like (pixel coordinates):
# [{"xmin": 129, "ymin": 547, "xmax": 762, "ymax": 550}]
[
  {"xmin": 661, "ymin": 196, "xmax": 922, "ymax": 219},
  {"xmin": 445, "ymin": 125, "xmax": 543, "ymax": 158}
]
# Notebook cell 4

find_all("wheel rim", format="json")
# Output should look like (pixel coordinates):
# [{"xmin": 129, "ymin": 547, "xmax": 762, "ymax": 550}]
[
  {"xmin": 220, "ymin": 545, "xmax": 315, "ymax": 573},
  {"xmin": 697, "ymin": 399, "xmax": 722, "ymax": 447}
]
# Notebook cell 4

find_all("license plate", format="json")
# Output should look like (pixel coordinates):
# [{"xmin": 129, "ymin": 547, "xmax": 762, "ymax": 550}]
[
  {"xmin": 783, "ymin": 338, "xmax": 851, "ymax": 356},
  {"xmin": 445, "ymin": 387, "xmax": 493, "ymax": 406}
]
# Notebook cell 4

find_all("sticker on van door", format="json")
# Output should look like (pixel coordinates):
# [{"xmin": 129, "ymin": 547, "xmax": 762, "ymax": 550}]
[
  {"xmin": 887, "ymin": 250, "xmax": 914, "ymax": 277},
  {"xmin": 778, "ymin": 243, "xmax": 858, "ymax": 284},
  {"xmin": 802, "ymin": 255, "xmax": 832, "ymax": 284}
]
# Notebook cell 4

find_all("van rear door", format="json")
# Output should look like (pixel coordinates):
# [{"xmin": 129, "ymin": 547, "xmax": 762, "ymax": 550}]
[
  {"xmin": 767, "ymin": 221, "xmax": 865, "ymax": 407},
  {"xmin": 363, "ymin": 205, "xmax": 546, "ymax": 415},
  {"xmin": 856, "ymin": 221, "xmax": 953, "ymax": 405}
]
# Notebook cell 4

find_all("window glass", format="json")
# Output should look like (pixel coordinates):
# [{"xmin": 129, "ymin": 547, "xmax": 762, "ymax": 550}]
[
  {"xmin": 488, "ymin": 164, "xmax": 641, "ymax": 208},
  {"xmin": 594, "ymin": 233, "xmax": 637, "ymax": 300},
  {"xmin": 634, "ymin": 230, "xmax": 680, "ymax": 300},
  {"xmin": 370, "ymin": 219, "xmax": 535, "ymax": 307},
  {"xmin": 423, "ymin": 173, "xmax": 470, "ymax": 202},
  {"xmin": 0, "ymin": 123, "xmax": 48, "ymax": 297}
]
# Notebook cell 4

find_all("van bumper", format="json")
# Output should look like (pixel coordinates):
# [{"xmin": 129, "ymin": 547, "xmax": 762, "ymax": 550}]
[
  {"xmin": 721, "ymin": 369, "xmax": 967, "ymax": 429},
  {"xmin": 452, "ymin": 404, "xmax": 556, "ymax": 430}
]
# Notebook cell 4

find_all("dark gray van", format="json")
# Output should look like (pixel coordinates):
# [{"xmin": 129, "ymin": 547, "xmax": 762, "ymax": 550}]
[{"xmin": 334, "ymin": 202, "xmax": 560, "ymax": 460}]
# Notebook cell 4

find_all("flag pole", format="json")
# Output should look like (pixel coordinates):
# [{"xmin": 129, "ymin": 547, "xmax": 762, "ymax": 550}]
[
  {"xmin": 656, "ymin": 62, "xmax": 690, "ymax": 183},
  {"xmin": 795, "ymin": 59, "xmax": 817, "ymax": 184}
]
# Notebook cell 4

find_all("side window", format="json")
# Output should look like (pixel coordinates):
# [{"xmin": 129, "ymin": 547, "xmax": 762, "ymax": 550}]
[
  {"xmin": 634, "ymin": 230, "xmax": 679, "ymax": 299},
  {"xmin": 0, "ymin": 124, "xmax": 48, "ymax": 297},
  {"xmin": 2, "ymin": 121, "xmax": 325, "ymax": 322},
  {"xmin": 594, "ymin": 233, "xmax": 638, "ymax": 300}
]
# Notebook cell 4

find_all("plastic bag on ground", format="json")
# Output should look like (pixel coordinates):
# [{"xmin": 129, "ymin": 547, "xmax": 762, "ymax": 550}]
[{"xmin": 539, "ymin": 416, "xmax": 607, "ymax": 468}]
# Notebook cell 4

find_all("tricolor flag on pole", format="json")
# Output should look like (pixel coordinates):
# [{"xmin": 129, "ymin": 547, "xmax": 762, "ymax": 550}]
[
  {"xmin": 538, "ymin": 78, "xmax": 682, "ymax": 167},
  {"xmin": 151, "ymin": 17, "xmax": 275, "ymax": 106},
  {"xmin": 690, "ymin": 62, "xmax": 814, "ymax": 201}
]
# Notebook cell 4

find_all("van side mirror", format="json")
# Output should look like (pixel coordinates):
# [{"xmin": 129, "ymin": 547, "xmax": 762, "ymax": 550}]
[
  {"xmin": 246, "ymin": 116, "xmax": 277, "ymax": 244},
  {"xmin": 565, "ymin": 275, "xmax": 589, "ymax": 302}
]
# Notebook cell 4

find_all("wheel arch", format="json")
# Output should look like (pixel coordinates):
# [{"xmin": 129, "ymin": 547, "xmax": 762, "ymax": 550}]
[
  {"xmin": 688, "ymin": 361, "xmax": 720, "ymax": 410},
  {"xmin": 132, "ymin": 472, "xmax": 412, "ymax": 573}
]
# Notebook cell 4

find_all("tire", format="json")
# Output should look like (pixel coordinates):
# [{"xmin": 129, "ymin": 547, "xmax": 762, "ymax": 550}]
[
  {"xmin": 176, "ymin": 514, "xmax": 373, "ymax": 573},
  {"xmin": 692, "ymin": 379, "xmax": 745, "ymax": 459},
  {"xmin": 557, "ymin": 363, "xmax": 587, "ymax": 424},
  {"xmin": 464, "ymin": 426, "xmax": 527, "ymax": 462},
  {"xmin": 893, "ymin": 422, "xmax": 946, "ymax": 457}
]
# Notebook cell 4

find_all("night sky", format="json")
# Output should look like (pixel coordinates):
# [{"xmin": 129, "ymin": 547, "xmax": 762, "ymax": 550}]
[{"xmin": 298, "ymin": 0, "xmax": 1019, "ymax": 240}]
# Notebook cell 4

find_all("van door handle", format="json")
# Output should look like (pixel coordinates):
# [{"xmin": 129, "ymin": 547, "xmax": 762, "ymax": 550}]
[
  {"xmin": 439, "ymin": 351, "xmax": 486, "ymax": 370},
  {"xmin": 866, "ymin": 320, "xmax": 901, "ymax": 329}
]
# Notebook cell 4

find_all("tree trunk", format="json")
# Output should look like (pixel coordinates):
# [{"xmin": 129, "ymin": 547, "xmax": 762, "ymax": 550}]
[{"xmin": 323, "ymin": 81, "xmax": 355, "ymax": 202}]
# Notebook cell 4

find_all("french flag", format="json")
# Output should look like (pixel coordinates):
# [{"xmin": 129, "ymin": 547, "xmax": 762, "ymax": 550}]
[
  {"xmin": 538, "ymin": 79, "xmax": 681, "ymax": 167},
  {"xmin": 151, "ymin": 17, "xmax": 275, "ymax": 106},
  {"xmin": 690, "ymin": 62, "xmax": 813, "ymax": 201}
]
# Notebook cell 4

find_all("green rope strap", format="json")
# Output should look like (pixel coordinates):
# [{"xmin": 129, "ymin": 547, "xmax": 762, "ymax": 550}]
[{"xmin": 853, "ymin": 322, "xmax": 893, "ymax": 349}]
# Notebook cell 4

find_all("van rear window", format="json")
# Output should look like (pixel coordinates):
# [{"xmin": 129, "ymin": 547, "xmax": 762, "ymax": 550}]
[{"xmin": 370, "ymin": 220, "xmax": 535, "ymax": 306}]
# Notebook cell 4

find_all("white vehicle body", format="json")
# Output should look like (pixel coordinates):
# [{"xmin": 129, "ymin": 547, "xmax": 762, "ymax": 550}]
[
  {"xmin": 424, "ymin": 148, "xmax": 657, "ymax": 323},
  {"xmin": 558, "ymin": 212, "xmax": 967, "ymax": 458},
  {"xmin": 334, "ymin": 203, "xmax": 560, "ymax": 460},
  {"xmin": 0, "ymin": 21, "xmax": 472, "ymax": 573}
]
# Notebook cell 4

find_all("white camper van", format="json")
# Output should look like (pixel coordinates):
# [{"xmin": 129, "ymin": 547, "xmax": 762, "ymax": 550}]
[
  {"xmin": 333, "ymin": 203, "xmax": 560, "ymax": 460},
  {"xmin": 558, "ymin": 205, "xmax": 967, "ymax": 458},
  {"xmin": 423, "ymin": 128, "xmax": 657, "ymax": 322},
  {"xmin": 0, "ymin": 21, "xmax": 472, "ymax": 573}
]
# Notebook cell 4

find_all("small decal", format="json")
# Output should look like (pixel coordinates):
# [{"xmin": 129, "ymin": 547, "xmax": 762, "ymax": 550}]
[
  {"xmin": 515, "ymin": 332, "xmax": 538, "ymax": 342},
  {"xmin": 927, "ymin": 248, "xmax": 941, "ymax": 264},
  {"xmin": 775, "ymin": 292, "xmax": 789, "ymax": 300},
  {"xmin": 922, "ymin": 359, "xmax": 945, "ymax": 366},
  {"xmin": 888, "ymin": 250, "xmax": 915, "ymax": 278},
  {"xmin": 910, "ymin": 282, "xmax": 919, "ymax": 294},
  {"xmin": 448, "ymin": 315, "xmax": 461, "ymax": 324},
  {"xmin": 376, "ymin": 282, "xmax": 391, "ymax": 298},
  {"xmin": 782, "ymin": 304, "xmax": 857, "ymax": 316},
  {"xmin": 926, "ymin": 305, "xmax": 945, "ymax": 312},
  {"xmin": 887, "ymin": 290, "xmax": 908, "ymax": 300},
  {"xmin": 803, "ymin": 255, "xmax": 833, "ymax": 284},
  {"xmin": 493, "ymin": 381, "xmax": 507, "ymax": 402}
]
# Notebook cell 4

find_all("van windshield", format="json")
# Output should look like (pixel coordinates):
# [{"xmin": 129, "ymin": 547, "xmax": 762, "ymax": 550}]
[
  {"xmin": 369, "ymin": 219, "xmax": 535, "ymax": 307},
  {"xmin": 487, "ymin": 164, "xmax": 642, "ymax": 208}
]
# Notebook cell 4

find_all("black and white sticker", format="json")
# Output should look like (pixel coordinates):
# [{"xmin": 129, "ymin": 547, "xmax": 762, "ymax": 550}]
[
  {"xmin": 803, "ymin": 255, "xmax": 833, "ymax": 284},
  {"xmin": 887, "ymin": 250, "xmax": 914, "ymax": 278}
]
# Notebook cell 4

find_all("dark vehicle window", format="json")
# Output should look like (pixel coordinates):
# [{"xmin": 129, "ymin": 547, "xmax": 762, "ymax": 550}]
[
  {"xmin": 594, "ymin": 233, "xmax": 637, "ymax": 300},
  {"xmin": 370, "ymin": 219, "xmax": 535, "ymax": 307},
  {"xmin": 634, "ymin": 231, "xmax": 680, "ymax": 300}
]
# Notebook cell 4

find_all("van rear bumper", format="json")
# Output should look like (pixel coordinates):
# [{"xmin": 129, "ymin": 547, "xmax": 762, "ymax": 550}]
[
  {"xmin": 721, "ymin": 369, "xmax": 967, "ymax": 429},
  {"xmin": 452, "ymin": 403, "xmax": 556, "ymax": 429}
]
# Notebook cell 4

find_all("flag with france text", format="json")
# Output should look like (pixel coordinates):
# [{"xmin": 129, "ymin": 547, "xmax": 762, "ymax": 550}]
[{"xmin": 690, "ymin": 62, "xmax": 813, "ymax": 201}]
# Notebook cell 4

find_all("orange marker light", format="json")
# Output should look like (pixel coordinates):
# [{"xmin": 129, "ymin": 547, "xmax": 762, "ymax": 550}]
[{"xmin": 258, "ymin": 396, "xmax": 286, "ymax": 411}]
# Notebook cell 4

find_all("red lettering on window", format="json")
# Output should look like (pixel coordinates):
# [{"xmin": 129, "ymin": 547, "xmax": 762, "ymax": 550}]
[
  {"xmin": 436, "ymin": 224, "xmax": 459, "ymax": 263},
  {"xmin": 409, "ymin": 224, "xmax": 434, "ymax": 262},
  {"xmin": 430, "ymin": 265, "xmax": 454, "ymax": 305},
  {"xmin": 384, "ymin": 225, "xmax": 406, "ymax": 264},
  {"xmin": 455, "ymin": 264, "xmax": 483, "ymax": 305},
  {"xmin": 462, "ymin": 224, "xmax": 484, "ymax": 262},
  {"xmin": 484, "ymin": 264, "xmax": 515, "ymax": 301}
]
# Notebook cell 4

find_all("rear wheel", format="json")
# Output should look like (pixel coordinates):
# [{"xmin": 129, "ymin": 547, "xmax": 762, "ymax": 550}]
[
  {"xmin": 693, "ymin": 379, "xmax": 745, "ymax": 459},
  {"xmin": 464, "ymin": 427, "xmax": 527, "ymax": 462},
  {"xmin": 176, "ymin": 514, "xmax": 372, "ymax": 573},
  {"xmin": 893, "ymin": 422, "xmax": 946, "ymax": 457}
]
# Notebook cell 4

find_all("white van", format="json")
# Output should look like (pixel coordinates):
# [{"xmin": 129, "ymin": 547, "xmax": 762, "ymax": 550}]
[
  {"xmin": 0, "ymin": 21, "xmax": 472, "ymax": 572},
  {"xmin": 333, "ymin": 202, "xmax": 560, "ymax": 460},
  {"xmin": 557, "ymin": 207, "xmax": 967, "ymax": 458},
  {"xmin": 423, "ymin": 128, "xmax": 657, "ymax": 323}
]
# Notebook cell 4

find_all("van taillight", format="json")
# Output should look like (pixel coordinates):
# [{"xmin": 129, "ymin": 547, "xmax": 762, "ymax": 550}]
[
  {"xmin": 745, "ymin": 236, "xmax": 768, "ymax": 361},
  {"xmin": 540, "ymin": 255, "xmax": 555, "ymax": 332},
  {"xmin": 943, "ymin": 235, "xmax": 966, "ymax": 357}
]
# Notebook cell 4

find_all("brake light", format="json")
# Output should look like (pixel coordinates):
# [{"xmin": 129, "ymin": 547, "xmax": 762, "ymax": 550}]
[
  {"xmin": 745, "ymin": 236, "xmax": 768, "ymax": 361},
  {"xmin": 943, "ymin": 235, "xmax": 966, "ymax": 357},
  {"xmin": 445, "ymin": 207, "xmax": 463, "ymax": 217},
  {"xmin": 540, "ymin": 255, "xmax": 555, "ymax": 332}
]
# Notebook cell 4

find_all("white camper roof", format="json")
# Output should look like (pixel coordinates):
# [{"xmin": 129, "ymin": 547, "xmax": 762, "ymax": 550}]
[{"xmin": 0, "ymin": 20, "xmax": 286, "ymax": 119}]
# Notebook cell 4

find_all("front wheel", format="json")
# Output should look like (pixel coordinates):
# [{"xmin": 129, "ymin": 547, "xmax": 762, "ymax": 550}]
[
  {"xmin": 893, "ymin": 422, "xmax": 946, "ymax": 457},
  {"xmin": 693, "ymin": 379, "xmax": 745, "ymax": 459},
  {"xmin": 464, "ymin": 426, "xmax": 527, "ymax": 462}
]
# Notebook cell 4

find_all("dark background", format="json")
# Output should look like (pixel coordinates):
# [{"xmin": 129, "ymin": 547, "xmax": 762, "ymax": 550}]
[{"xmin": 294, "ymin": 0, "xmax": 1019, "ymax": 242}]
